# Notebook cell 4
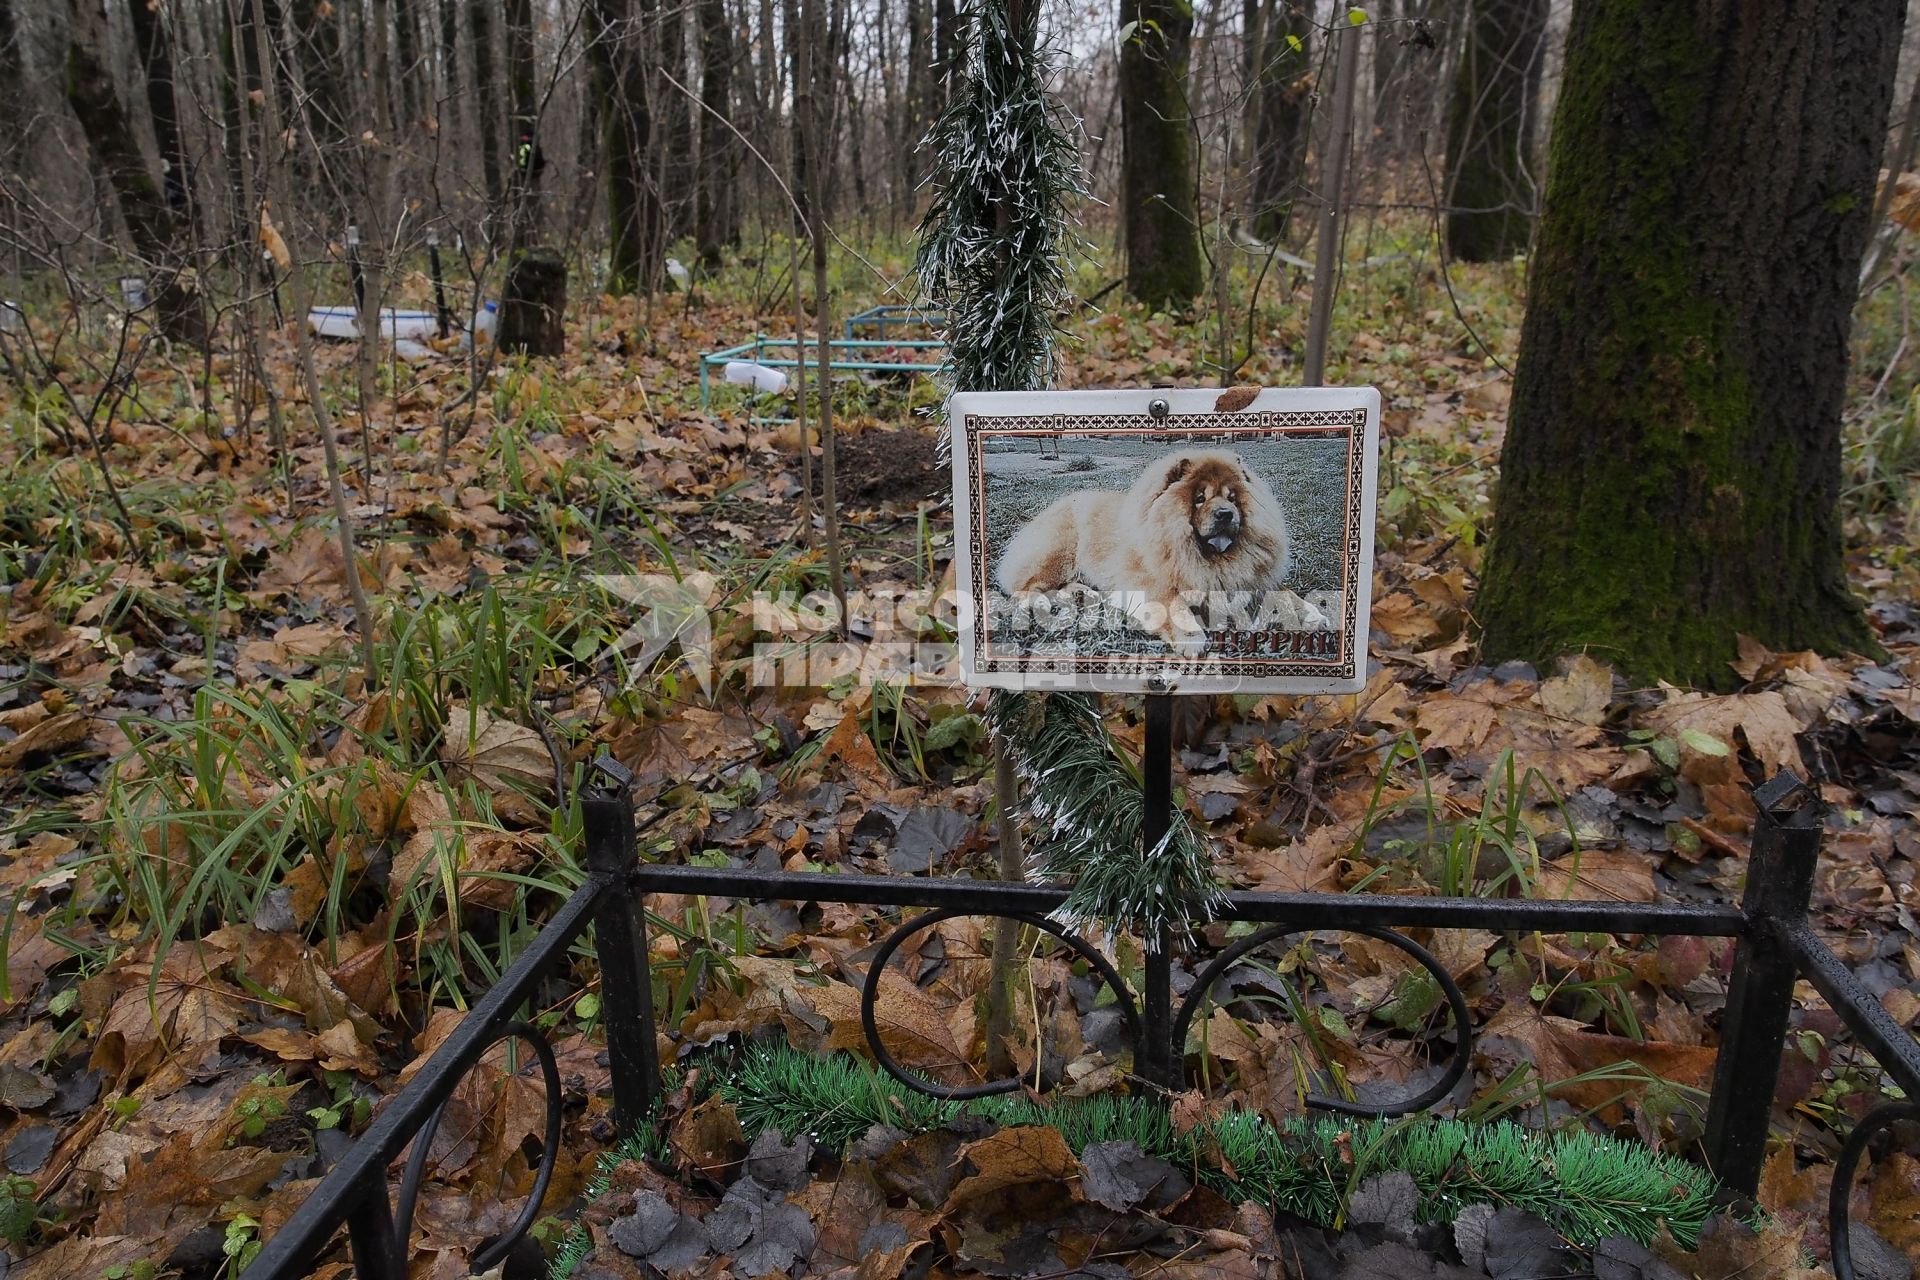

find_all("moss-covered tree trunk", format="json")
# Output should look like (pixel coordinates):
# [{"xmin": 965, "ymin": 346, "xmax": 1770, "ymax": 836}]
[
  {"xmin": 66, "ymin": 0, "xmax": 205, "ymax": 347},
  {"xmin": 1247, "ymin": 0, "xmax": 1310, "ymax": 244},
  {"xmin": 1120, "ymin": 0, "xmax": 1202, "ymax": 310},
  {"xmin": 1476, "ymin": 0, "xmax": 1902, "ymax": 689},
  {"xmin": 1442, "ymin": 0, "xmax": 1545, "ymax": 262}
]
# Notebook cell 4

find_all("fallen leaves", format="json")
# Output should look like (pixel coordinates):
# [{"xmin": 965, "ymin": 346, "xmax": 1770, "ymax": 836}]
[{"xmin": 440, "ymin": 704, "xmax": 555, "ymax": 800}]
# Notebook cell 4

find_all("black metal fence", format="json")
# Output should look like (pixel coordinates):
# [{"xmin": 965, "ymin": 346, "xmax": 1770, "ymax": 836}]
[{"xmin": 244, "ymin": 745, "xmax": 1920, "ymax": 1280}]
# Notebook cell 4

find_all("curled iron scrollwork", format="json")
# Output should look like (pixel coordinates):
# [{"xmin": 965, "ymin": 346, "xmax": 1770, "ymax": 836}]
[
  {"xmin": 1173, "ymin": 923, "xmax": 1473, "ymax": 1116},
  {"xmin": 1828, "ymin": 1100, "xmax": 1919, "ymax": 1280},
  {"xmin": 860, "ymin": 907, "xmax": 1143, "ymax": 1100},
  {"xmin": 393, "ymin": 1020, "xmax": 563, "ymax": 1275}
]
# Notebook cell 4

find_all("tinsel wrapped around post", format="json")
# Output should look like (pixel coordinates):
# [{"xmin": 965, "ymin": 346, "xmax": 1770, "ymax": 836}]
[
  {"xmin": 913, "ymin": 0, "xmax": 1081, "ymax": 399},
  {"xmin": 988, "ymin": 693, "xmax": 1225, "ymax": 938},
  {"xmin": 915, "ymin": 1, "xmax": 1222, "ymax": 944}
]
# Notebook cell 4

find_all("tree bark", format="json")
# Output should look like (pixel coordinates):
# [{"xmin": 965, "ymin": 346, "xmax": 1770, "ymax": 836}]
[
  {"xmin": 470, "ymin": 0, "xmax": 505, "ymax": 210},
  {"xmin": 587, "ymin": 0, "xmax": 657, "ymax": 293},
  {"xmin": 1442, "ymin": 0, "xmax": 1545, "ymax": 262},
  {"xmin": 65, "ymin": 0, "xmax": 205, "ymax": 346},
  {"xmin": 1120, "ymin": 0, "xmax": 1203, "ymax": 309},
  {"xmin": 129, "ymin": 0, "xmax": 191, "ymax": 221},
  {"xmin": 293, "ymin": 0, "xmax": 350, "ymax": 155},
  {"xmin": 1247, "ymin": 0, "xmax": 1310, "ymax": 243},
  {"xmin": 696, "ymin": 0, "xmax": 739, "ymax": 265},
  {"xmin": 657, "ymin": 0, "xmax": 695, "ymax": 241},
  {"xmin": 506, "ymin": 0, "xmax": 541, "ymax": 241},
  {"xmin": 782, "ymin": 0, "xmax": 810, "ymax": 224},
  {"xmin": 1476, "ymin": 0, "xmax": 1903, "ymax": 688}
]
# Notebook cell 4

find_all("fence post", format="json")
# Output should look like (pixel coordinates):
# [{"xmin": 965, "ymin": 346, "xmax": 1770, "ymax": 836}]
[
  {"xmin": 1702, "ymin": 773, "xmax": 1821, "ymax": 1196},
  {"xmin": 582, "ymin": 757, "xmax": 660, "ymax": 1134},
  {"xmin": 344, "ymin": 1188, "xmax": 406, "ymax": 1280}
]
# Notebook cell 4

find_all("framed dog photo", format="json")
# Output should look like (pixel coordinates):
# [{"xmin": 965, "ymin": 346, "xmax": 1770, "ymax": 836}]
[{"xmin": 949, "ymin": 386, "xmax": 1380, "ymax": 695}]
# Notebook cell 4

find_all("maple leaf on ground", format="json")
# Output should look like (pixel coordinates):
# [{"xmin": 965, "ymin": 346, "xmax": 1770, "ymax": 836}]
[
  {"xmin": 440, "ymin": 705, "xmax": 555, "ymax": 800},
  {"xmin": 1644, "ymin": 687, "xmax": 1807, "ymax": 775},
  {"xmin": 1537, "ymin": 654, "xmax": 1615, "ymax": 727}
]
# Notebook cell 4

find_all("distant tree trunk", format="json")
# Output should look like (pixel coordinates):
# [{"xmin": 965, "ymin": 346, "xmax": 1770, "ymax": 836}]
[
  {"xmin": 470, "ymin": 0, "xmax": 505, "ymax": 211},
  {"xmin": 293, "ymin": 0, "xmax": 350, "ymax": 155},
  {"xmin": 587, "ymin": 0, "xmax": 656, "ymax": 293},
  {"xmin": 1442, "ymin": 0, "xmax": 1545, "ymax": 261},
  {"xmin": 129, "ymin": 0, "xmax": 192, "ymax": 223},
  {"xmin": 796, "ymin": 0, "xmax": 845, "ymax": 624},
  {"xmin": 903, "ymin": 0, "xmax": 929, "ymax": 196},
  {"xmin": 933, "ymin": 0, "xmax": 960, "ymax": 102},
  {"xmin": 66, "ymin": 0, "xmax": 205, "ymax": 346},
  {"xmin": 1120, "ymin": 0, "xmax": 1203, "ymax": 308},
  {"xmin": 395, "ymin": 0, "xmax": 424, "ymax": 128},
  {"xmin": 221, "ymin": 0, "xmax": 274, "ymax": 222},
  {"xmin": 782, "ymin": 0, "xmax": 810, "ymax": 224},
  {"xmin": 1476, "ymin": 0, "xmax": 1903, "ymax": 688},
  {"xmin": 696, "ymin": 0, "xmax": 739, "ymax": 266},
  {"xmin": 658, "ymin": 0, "xmax": 694, "ymax": 241},
  {"xmin": 505, "ymin": 0, "xmax": 541, "ymax": 241},
  {"xmin": 436, "ymin": 0, "xmax": 465, "ymax": 196},
  {"xmin": 1248, "ymin": 0, "xmax": 1310, "ymax": 242},
  {"xmin": 354, "ymin": 0, "xmax": 399, "ymax": 428}
]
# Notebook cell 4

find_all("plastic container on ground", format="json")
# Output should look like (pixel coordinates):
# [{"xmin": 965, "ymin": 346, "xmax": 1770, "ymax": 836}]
[
  {"xmin": 723, "ymin": 361, "xmax": 788, "ymax": 394},
  {"xmin": 307, "ymin": 306, "xmax": 440, "ymax": 342}
]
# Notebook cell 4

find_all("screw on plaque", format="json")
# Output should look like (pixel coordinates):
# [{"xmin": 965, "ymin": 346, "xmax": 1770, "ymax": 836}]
[{"xmin": 1148, "ymin": 398, "xmax": 1171, "ymax": 420}]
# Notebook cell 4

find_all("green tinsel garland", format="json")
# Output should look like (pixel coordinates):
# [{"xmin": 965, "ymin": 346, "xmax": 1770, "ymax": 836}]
[
  {"xmin": 915, "ymin": 4, "xmax": 1221, "ymax": 941},
  {"xmin": 913, "ymin": 1, "xmax": 1084, "ymax": 399},
  {"xmin": 989, "ymin": 691, "xmax": 1226, "ymax": 939},
  {"xmin": 715, "ymin": 1044, "xmax": 1721, "ymax": 1250}
]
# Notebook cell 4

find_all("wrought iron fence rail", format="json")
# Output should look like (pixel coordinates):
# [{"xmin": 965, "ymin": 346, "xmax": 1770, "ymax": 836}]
[
  {"xmin": 242, "ymin": 872, "xmax": 614, "ymax": 1280},
  {"xmin": 242, "ymin": 770, "xmax": 1919, "ymax": 1280},
  {"xmin": 1784, "ymin": 920, "xmax": 1920, "ymax": 1097},
  {"xmin": 628, "ymin": 862, "xmax": 1750, "ymax": 938}
]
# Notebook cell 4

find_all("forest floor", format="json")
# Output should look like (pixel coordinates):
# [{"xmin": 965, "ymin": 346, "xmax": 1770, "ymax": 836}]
[{"xmin": 0, "ymin": 225, "xmax": 1917, "ymax": 1280}]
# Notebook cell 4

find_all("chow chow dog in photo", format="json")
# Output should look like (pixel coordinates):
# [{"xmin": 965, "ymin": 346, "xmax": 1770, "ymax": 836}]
[{"xmin": 995, "ymin": 449, "xmax": 1323, "ymax": 651}]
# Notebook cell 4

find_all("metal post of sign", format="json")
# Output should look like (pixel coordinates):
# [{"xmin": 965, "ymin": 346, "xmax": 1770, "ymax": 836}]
[
  {"xmin": 427, "ymin": 230, "xmax": 450, "ymax": 339},
  {"xmin": 346, "ymin": 224, "xmax": 366, "ymax": 313},
  {"xmin": 1303, "ymin": 20, "xmax": 1361, "ymax": 388},
  {"xmin": 1139, "ymin": 695, "xmax": 1176, "ymax": 1089}
]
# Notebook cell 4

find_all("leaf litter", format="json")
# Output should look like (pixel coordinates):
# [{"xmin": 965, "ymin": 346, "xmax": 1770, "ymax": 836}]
[{"xmin": 0, "ymin": 258, "xmax": 1915, "ymax": 1278}]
